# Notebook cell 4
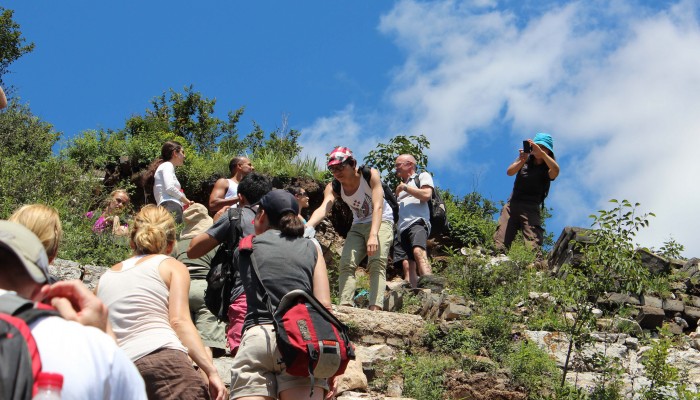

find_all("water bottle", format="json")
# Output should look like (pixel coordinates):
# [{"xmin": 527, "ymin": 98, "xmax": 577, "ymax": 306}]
[{"xmin": 32, "ymin": 372, "xmax": 63, "ymax": 400}]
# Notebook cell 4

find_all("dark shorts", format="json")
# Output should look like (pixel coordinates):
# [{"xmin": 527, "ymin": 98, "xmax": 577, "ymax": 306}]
[
  {"xmin": 394, "ymin": 220, "xmax": 428, "ymax": 264},
  {"xmin": 160, "ymin": 201, "xmax": 184, "ymax": 224},
  {"xmin": 134, "ymin": 348, "xmax": 209, "ymax": 400}
]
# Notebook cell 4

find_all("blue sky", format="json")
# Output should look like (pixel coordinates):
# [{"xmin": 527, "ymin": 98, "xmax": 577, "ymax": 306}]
[{"xmin": 5, "ymin": 0, "xmax": 700, "ymax": 256}]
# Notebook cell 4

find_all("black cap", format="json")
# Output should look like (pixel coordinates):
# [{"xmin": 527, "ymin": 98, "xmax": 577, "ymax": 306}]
[{"xmin": 259, "ymin": 189, "xmax": 299, "ymax": 226}]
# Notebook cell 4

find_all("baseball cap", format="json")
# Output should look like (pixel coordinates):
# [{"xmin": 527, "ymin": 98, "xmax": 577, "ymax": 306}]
[
  {"xmin": 0, "ymin": 220, "xmax": 50, "ymax": 284},
  {"xmin": 180, "ymin": 203, "xmax": 213, "ymax": 239},
  {"xmin": 533, "ymin": 133, "xmax": 554, "ymax": 155},
  {"xmin": 259, "ymin": 189, "xmax": 299, "ymax": 226},
  {"xmin": 327, "ymin": 146, "xmax": 354, "ymax": 167}
]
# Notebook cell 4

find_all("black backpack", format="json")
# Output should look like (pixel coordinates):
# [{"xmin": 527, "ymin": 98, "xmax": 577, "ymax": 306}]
[
  {"xmin": 204, "ymin": 207, "xmax": 244, "ymax": 322},
  {"xmin": 0, "ymin": 293, "xmax": 60, "ymax": 400},
  {"xmin": 413, "ymin": 173, "xmax": 449, "ymax": 237},
  {"xmin": 331, "ymin": 165, "xmax": 399, "ymax": 223}
]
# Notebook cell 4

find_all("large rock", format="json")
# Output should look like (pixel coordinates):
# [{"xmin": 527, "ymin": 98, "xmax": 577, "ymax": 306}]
[
  {"xmin": 333, "ymin": 306, "xmax": 426, "ymax": 347},
  {"xmin": 548, "ymin": 227, "xmax": 593, "ymax": 274},
  {"xmin": 636, "ymin": 248, "xmax": 671, "ymax": 275}
]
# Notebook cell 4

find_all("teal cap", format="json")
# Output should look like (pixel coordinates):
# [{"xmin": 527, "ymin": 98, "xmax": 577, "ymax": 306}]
[{"xmin": 533, "ymin": 133, "xmax": 554, "ymax": 155}]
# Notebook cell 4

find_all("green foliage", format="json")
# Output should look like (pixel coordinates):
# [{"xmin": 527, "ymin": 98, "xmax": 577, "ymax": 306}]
[
  {"xmin": 587, "ymin": 350, "xmax": 625, "ymax": 400},
  {"xmin": 388, "ymin": 354, "xmax": 456, "ymax": 400},
  {"xmin": 553, "ymin": 199, "xmax": 655, "ymax": 387},
  {"xmin": 639, "ymin": 325, "xmax": 700, "ymax": 399},
  {"xmin": 507, "ymin": 234, "xmax": 538, "ymax": 268},
  {"xmin": 363, "ymin": 134, "xmax": 430, "ymax": 187},
  {"xmin": 59, "ymin": 212, "xmax": 132, "ymax": 266},
  {"xmin": 0, "ymin": 102, "xmax": 60, "ymax": 160},
  {"xmin": 656, "ymin": 237, "xmax": 686, "ymax": 260},
  {"xmin": 444, "ymin": 190, "xmax": 498, "ymax": 248},
  {"xmin": 470, "ymin": 291, "xmax": 515, "ymax": 361},
  {"xmin": 0, "ymin": 7, "xmax": 35, "ymax": 85},
  {"xmin": 422, "ymin": 323, "xmax": 480, "ymax": 355},
  {"xmin": 506, "ymin": 340, "xmax": 561, "ymax": 398}
]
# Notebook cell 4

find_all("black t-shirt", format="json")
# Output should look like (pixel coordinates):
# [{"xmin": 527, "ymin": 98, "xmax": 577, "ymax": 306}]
[
  {"xmin": 237, "ymin": 229, "xmax": 317, "ymax": 332},
  {"xmin": 511, "ymin": 156, "xmax": 553, "ymax": 204}
]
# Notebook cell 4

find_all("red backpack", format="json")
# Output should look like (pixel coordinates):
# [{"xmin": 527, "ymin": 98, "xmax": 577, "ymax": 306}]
[
  {"xmin": 242, "ymin": 237, "xmax": 355, "ymax": 394},
  {"xmin": 0, "ymin": 293, "xmax": 59, "ymax": 400}
]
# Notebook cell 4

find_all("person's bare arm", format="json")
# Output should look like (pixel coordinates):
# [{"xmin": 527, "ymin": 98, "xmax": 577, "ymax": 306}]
[
  {"xmin": 187, "ymin": 232, "xmax": 220, "ymax": 259},
  {"xmin": 161, "ymin": 258, "xmax": 227, "ymax": 400},
  {"xmin": 208, "ymin": 178, "xmax": 238, "ymax": 213},
  {"xmin": 530, "ymin": 141, "xmax": 560, "ymax": 179},
  {"xmin": 507, "ymin": 149, "xmax": 529, "ymax": 176},
  {"xmin": 396, "ymin": 181, "xmax": 432, "ymax": 202},
  {"xmin": 0, "ymin": 86, "xmax": 7, "ymax": 109},
  {"xmin": 312, "ymin": 246, "xmax": 332, "ymax": 310},
  {"xmin": 305, "ymin": 183, "xmax": 336, "ymax": 228},
  {"xmin": 366, "ymin": 169, "xmax": 385, "ymax": 257}
]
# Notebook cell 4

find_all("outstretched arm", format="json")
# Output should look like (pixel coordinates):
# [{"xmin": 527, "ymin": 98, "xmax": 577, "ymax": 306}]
[
  {"xmin": 187, "ymin": 232, "xmax": 220, "ymax": 259},
  {"xmin": 305, "ymin": 183, "xmax": 336, "ymax": 228}
]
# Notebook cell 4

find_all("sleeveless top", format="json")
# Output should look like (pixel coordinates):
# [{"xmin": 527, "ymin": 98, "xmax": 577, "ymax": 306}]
[
  {"xmin": 340, "ymin": 175, "xmax": 393, "ymax": 224},
  {"xmin": 238, "ymin": 230, "xmax": 317, "ymax": 332},
  {"xmin": 224, "ymin": 178, "xmax": 239, "ymax": 201},
  {"xmin": 97, "ymin": 254, "xmax": 187, "ymax": 361}
]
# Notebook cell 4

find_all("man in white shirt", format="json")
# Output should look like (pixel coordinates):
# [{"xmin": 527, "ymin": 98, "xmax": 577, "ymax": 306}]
[
  {"xmin": 0, "ymin": 220, "xmax": 147, "ymax": 400},
  {"xmin": 208, "ymin": 156, "xmax": 254, "ymax": 214},
  {"xmin": 394, "ymin": 154, "xmax": 434, "ymax": 289}
]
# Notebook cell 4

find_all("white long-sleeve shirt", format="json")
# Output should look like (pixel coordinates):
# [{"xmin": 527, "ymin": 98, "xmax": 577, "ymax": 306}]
[{"xmin": 153, "ymin": 161, "xmax": 185, "ymax": 206}]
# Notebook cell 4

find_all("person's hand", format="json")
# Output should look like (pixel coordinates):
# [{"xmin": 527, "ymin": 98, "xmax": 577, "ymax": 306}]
[
  {"xmin": 213, "ymin": 205, "xmax": 230, "ymax": 222},
  {"xmin": 529, "ymin": 139, "xmax": 544, "ymax": 157},
  {"xmin": 325, "ymin": 376, "xmax": 338, "ymax": 400},
  {"xmin": 367, "ymin": 234, "xmax": 379, "ymax": 257},
  {"xmin": 40, "ymin": 280, "xmax": 110, "ymax": 332},
  {"xmin": 517, "ymin": 149, "xmax": 528, "ymax": 162},
  {"xmin": 207, "ymin": 372, "xmax": 227, "ymax": 400},
  {"xmin": 395, "ymin": 183, "xmax": 406, "ymax": 197}
]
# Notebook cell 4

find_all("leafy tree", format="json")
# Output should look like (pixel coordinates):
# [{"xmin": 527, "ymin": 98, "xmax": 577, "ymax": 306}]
[
  {"xmin": 364, "ymin": 134, "xmax": 430, "ymax": 187},
  {"xmin": 0, "ymin": 102, "xmax": 60, "ymax": 160},
  {"xmin": 0, "ymin": 7, "xmax": 35, "ymax": 86},
  {"xmin": 553, "ymin": 199, "xmax": 654, "ymax": 387}
]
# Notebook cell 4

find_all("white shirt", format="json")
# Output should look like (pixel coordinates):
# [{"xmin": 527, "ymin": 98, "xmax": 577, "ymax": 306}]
[
  {"xmin": 0, "ymin": 289, "xmax": 146, "ymax": 400},
  {"xmin": 340, "ymin": 175, "xmax": 394, "ymax": 224},
  {"xmin": 31, "ymin": 317, "xmax": 147, "ymax": 400},
  {"xmin": 397, "ymin": 172, "xmax": 434, "ymax": 233},
  {"xmin": 153, "ymin": 161, "xmax": 185, "ymax": 206}
]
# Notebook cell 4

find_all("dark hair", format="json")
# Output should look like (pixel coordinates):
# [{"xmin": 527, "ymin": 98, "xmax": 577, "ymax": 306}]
[
  {"xmin": 276, "ymin": 213, "xmax": 304, "ymax": 237},
  {"xmin": 228, "ymin": 156, "xmax": 247, "ymax": 176},
  {"xmin": 161, "ymin": 141, "xmax": 183, "ymax": 162},
  {"xmin": 238, "ymin": 173, "xmax": 272, "ymax": 205},
  {"xmin": 285, "ymin": 186, "xmax": 303, "ymax": 197},
  {"xmin": 142, "ymin": 141, "xmax": 183, "ymax": 188}
]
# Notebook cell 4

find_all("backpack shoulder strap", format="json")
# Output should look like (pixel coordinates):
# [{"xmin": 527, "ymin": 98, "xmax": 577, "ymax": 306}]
[
  {"xmin": 358, "ymin": 165, "xmax": 372, "ymax": 184},
  {"xmin": 331, "ymin": 179, "xmax": 341, "ymax": 197},
  {"xmin": 0, "ymin": 292, "xmax": 35, "ymax": 316}
]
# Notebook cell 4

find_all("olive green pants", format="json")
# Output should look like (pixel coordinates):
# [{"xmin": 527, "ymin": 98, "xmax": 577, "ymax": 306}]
[{"xmin": 338, "ymin": 220, "xmax": 394, "ymax": 308}]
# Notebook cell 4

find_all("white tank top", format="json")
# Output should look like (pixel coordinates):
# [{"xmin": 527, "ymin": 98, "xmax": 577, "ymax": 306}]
[
  {"xmin": 97, "ymin": 254, "xmax": 187, "ymax": 361},
  {"xmin": 225, "ymin": 179, "xmax": 239, "ymax": 206},
  {"xmin": 340, "ymin": 174, "xmax": 393, "ymax": 224}
]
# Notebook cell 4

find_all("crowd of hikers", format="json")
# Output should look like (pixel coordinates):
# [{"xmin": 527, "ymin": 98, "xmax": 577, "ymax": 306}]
[{"xmin": 1, "ymin": 85, "xmax": 560, "ymax": 400}]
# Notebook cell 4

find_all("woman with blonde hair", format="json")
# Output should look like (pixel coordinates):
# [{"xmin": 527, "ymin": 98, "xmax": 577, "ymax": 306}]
[
  {"xmin": 85, "ymin": 189, "xmax": 131, "ymax": 235},
  {"xmin": 97, "ymin": 205, "xmax": 226, "ymax": 400},
  {"xmin": 9, "ymin": 204, "xmax": 62, "ymax": 263}
]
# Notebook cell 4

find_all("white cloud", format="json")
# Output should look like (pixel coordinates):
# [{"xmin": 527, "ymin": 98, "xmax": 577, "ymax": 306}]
[{"xmin": 301, "ymin": 0, "xmax": 700, "ymax": 255}]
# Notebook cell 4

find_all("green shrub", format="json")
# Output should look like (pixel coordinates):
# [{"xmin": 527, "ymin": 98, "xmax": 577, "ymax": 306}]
[
  {"xmin": 390, "ymin": 354, "xmax": 456, "ymax": 400},
  {"xmin": 506, "ymin": 340, "xmax": 560, "ymax": 398}
]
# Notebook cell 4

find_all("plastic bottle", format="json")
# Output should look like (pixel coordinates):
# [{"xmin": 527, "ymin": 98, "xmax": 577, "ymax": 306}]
[{"xmin": 32, "ymin": 372, "xmax": 63, "ymax": 400}]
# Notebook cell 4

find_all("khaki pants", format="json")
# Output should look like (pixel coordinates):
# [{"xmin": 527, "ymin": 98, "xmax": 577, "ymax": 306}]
[
  {"xmin": 493, "ymin": 200, "xmax": 544, "ymax": 252},
  {"xmin": 339, "ymin": 220, "xmax": 394, "ymax": 308}
]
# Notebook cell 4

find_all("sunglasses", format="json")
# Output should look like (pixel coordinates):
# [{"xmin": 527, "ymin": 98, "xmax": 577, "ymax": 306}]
[
  {"xmin": 328, "ymin": 163, "xmax": 346, "ymax": 173},
  {"xmin": 395, "ymin": 161, "xmax": 412, "ymax": 168}
]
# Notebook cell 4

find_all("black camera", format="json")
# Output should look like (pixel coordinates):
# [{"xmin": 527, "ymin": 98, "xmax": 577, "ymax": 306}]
[{"xmin": 522, "ymin": 140, "xmax": 532, "ymax": 153}]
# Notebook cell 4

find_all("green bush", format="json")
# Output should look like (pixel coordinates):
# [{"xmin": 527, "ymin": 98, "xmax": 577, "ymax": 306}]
[
  {"xmin": 444, "ymin": 191, "xmax": 498, "ymax": 249},
  {"xmin": 390, "ymin": 354, "xmax": 456, "ymax": 400},
  {"xmin": 506, "ymin": 340, "xmax": 560, "ymax": 398}
]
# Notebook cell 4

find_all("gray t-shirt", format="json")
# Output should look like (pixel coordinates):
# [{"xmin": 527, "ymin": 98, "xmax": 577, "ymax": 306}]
[{"xmin": 397, "ymin": 172, "xmax": 434, "ymax": 233}]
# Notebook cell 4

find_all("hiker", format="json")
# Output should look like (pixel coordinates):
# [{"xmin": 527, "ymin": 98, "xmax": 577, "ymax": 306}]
[
  {"xmin": 230, "ymin": 189, "xmax": 335, "ymax": 400},
  {"xmin": 145, "ymin": 140, "xmax": 194, "ymax": 224},
  {"xmin": 85, "ymin": 189, "xmax": 131, "ymax": 236},
  {"xmin": 0, "ymin": 85, "xmax": 6, "ymax": 109},
  {"xmin": 97, "ymin": 205, "xmax": 227, "ymax": 400},
  {"xmin": 394, "ymin": 154, "xmax": 434, "ymax": 289},
  {"xmin": 0, "ymin": 219, "xmax": 147, "ymax": 399},
  {"xmin": 174, "ymin": 203, "xmax": 226, "ymax": 356},
  {"xmin": 286, "ymin": 185, "xmax": 310, "ymax": 223},
  {"xmin": 188, "ymin": 172, "xmax": 272, "ymax": 355},
  {"xmin": 494, "ymin": 133, "xmax": 560, "ymax": 253},
  {"xmin": 208, "ymin": 156, "xmax": 254, "ymax": 214},
  {"xmin": 306, "ymin": 146, "xmax": 394, "ymax": 311}
]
